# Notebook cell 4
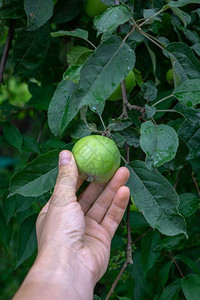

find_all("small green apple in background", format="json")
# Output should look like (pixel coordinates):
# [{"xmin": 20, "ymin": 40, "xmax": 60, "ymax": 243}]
[
  {"xmin": 166, "ymin": 68, "xmax": 174, "ymax": 86},
  {"xmin": 108, "ymin": 70, "xmax": 136, "ymax": 101},
  {"xmin": 72, "ymin": 135, "xmax": 121, "ymax": 183},
  {"xmin": 84, "ymin": 0, "xmax": 107, "ymax": 18},
  {"xmin": 130, "ymin": 196, "xmax": 138, "ymax": 212}
]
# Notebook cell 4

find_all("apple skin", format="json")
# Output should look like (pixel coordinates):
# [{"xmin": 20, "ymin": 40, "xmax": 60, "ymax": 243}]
[
  {"xmin": 72, "ymin": 135, "xmax": 121, "ymax": 184},
  {"xmin": 84, "ymin": 0, "xmax": 107, "ymax": 18},
  {"xmin": 166, "ymin": 69, "xmax": 174, "ymax": 85},
  {"xmin": 108, "ymin": 70, "xmax": 136, "ymax": 101}
]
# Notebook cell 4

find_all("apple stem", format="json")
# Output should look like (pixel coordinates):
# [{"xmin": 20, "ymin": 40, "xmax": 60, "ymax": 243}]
[{"xmin": 87, "ymin": 175, "xmax": 95, "ymax": 183}]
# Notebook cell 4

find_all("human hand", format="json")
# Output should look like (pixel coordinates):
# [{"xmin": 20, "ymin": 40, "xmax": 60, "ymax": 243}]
[{"xmin": 14, "ymin": 150, "xmax": 130, "ymax": 300}]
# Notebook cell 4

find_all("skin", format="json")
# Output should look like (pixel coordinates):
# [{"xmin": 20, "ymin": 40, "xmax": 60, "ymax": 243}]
[{"xmin": 13, "ymin": 150, "xmax": 130, "ymax": 300}]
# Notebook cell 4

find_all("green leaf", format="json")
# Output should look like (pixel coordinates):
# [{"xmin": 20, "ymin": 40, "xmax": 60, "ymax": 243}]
[
  {"xmin": 51, "ymin": 28, "xmax": 88, "ymax": 40},
  {"xmin": 9, "ymin": 150, "xmax": 60, "ymax": 197},
  {"xmin": 52, "ymin": 0, "xmax": 81, "ymax": 24},
  {"xmin": 0, "ymin": 0, "xmax": 24, "ymax": 19},
  {"xmin": 22, "ymin": 135, "xmax": 40, "ymax": 154},
  {"xmin": 3, "ymin": 122, "xmax": 23, "ymax": 152},
  {"xmin": 171, "ymin": 8, "xmax": 191, "ymax": 27},
  {"xmin": 140, "ymin": 121, "xmax": 179, "ymax": 167},
  {"xmin": 0, "ymin": 205, "xmax": 13, "ymax": 249},
  {"xmin": 63, "ymin": 65, "xmax": 82, "ymax": 83},
  {"xmin": 177, "ymin": 26, "xmax": 200, "ymax": 44},
  {"xmin": 144, "ymin": 104, "xmax": 156, "ymax": 119},
  {"xmin": 72, "ymin": 35, "xmax": 135, "ymax": 115},
  {"xmin": 108, "ymin": 118, "xmax": 132, "ymax": 131},
  {"xmin": 16, "ymin": 214, "xmax": 37, "ymax": 268},
  {"xmin": 112, "ymin": 132, "xmax": 125, "ymax": 148},
  {"xmin": 2, "ymin": 194, "xmax": 16, "ymax": 224},
  {"xmin": 141, "ymin": 230, "xmax": 161, "ymax": 273},
  {"xmin": 24, "ymin": 0, "xmax": 53, "ymax": 31},
  {"xmin": 164, "ymin": 42, "xmax": 200, "ymax": 83},
  {"xmin": 94, "ymin": 5, "xmax": 132, "ymax": 36},
  {"xmin": 126, "ymin": 161, "xmax": 187, "ymax": 236},
  {"xmin": 122, "ymin": 127, "xmax": 140, "ymax": 147},
  {"xmin": 181, "ymin": 274, "xmax": 200, "ymax": 300},
  {"xmin": 48, "ymin": 80, "xmax": 77, "ymax": 137},
  {"xmin": 160, "ymin": 279, "xmax": 181, "ymax": 300},
  {"xmin": 167, "ymin": 0, "xmax": 200, "ymax": 8},
  {"xmin": 141, "ymin": 80, "xmax": 158, "ymax": 102},
  {"xmin": 173, "ymin": 79, "xmax": 200, "ymax": 107},
  {"xmin": 159, "ymin": 262, "xmax": 172, "ymax": 287},
  {"xmin": 178, "ymin": 193, "xmax": 199, "ymax": 217},
  {"xmin": 191, "ymin": 43, "xmax": 200, "ymax": 56},
  {"xmin": 67, "ymin": 46, "xmax": 94, "ymax": 66},
  {"xmin": 176, "ymin": 254, "xmax": 200, "ymax": 275},
  {"xmin": 13, "ymin": 24, "xmax": 51, "ymax": 76},
  {"xmin": 175, "ymin": 103, "xmax": 200, "ymax": 159},
  {"xmin": 131, "ymin": 250, "xmax": 146, "ymax": 289},
  {"xmin": 28, "ymin": 82, "xmax": 56, "ymax": 111},
  {"xmin": 69, "ymin": 120, "xmax": 92, "ymax": 139}
]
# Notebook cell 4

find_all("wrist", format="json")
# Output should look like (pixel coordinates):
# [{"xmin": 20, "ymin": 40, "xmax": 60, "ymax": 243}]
[{"xmin": 24, "ymin": 245, "xmax": 95, "ymax": 299}]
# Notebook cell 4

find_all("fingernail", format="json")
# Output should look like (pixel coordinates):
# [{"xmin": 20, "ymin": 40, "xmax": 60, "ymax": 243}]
[{"xmin": 59, "ymin": 151, "xmax": 71, "ymax": 165}]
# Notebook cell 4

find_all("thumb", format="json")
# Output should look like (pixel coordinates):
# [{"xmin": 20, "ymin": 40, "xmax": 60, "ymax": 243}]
[{"xmin": 50, "ymin": 150, "xmax": 78, "ymax": 207}]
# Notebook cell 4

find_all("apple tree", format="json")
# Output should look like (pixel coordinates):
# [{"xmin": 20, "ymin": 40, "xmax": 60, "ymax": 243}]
[{"xmin": 0, "ymin": 0, "xmax": 200, "ymax": 299}]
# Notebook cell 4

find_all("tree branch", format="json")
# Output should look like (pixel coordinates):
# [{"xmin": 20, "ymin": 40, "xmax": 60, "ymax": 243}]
[
  {"xmin": 132, "ymin": 228, "xmax": 152, "ymax": 245},
  {"xmin": 169, "ymin": 252, "xmax": 184, "ymax": 278},
  {"xmin": 0, "ymin": 20, "xmax": 16, "ymax": 86},
  {"xmin": 185, "ymin": 166, "xmax": 200, "ymax": 198},
  {"xmin": 105, "ymin": 261, "xmax": 127, "ymax": 300}
]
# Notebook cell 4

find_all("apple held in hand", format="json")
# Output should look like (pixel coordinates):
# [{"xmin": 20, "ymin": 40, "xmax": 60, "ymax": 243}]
[
  {"xmin": 72, "ymin": 135, "xmax": 121, "ymax": 183},
  {"xmin": 84, "ymin": 0, "xmax": 107, "ymax": 18},
  {"xmin": 108, "ymin": 70, "xmax": 136, "ymax": 101}
]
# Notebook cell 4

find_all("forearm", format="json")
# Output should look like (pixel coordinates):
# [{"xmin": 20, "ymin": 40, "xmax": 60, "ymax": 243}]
[
  {"xmin": 13, "ymin": 247, "xmax": 94, "ymax": 300},
  {"xmin": 13, "ymin": 265, "xmax": 94, "ymax": 300}
]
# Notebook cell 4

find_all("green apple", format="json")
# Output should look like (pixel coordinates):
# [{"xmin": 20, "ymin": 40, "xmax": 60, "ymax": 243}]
[
  {"xmin": 84, "ymin": 0, "xmax": 107, "ymax": 18},
  {"xmin": 72, "ymin": 135, "xmax": 121, "ymax": 183},
  {"xmin": 108, "ymin": 70, "xmax": 136, "ymax": 101},
  {"xmin": 166, "ymin": 68, "xmax": 174, "ymax": 85}
]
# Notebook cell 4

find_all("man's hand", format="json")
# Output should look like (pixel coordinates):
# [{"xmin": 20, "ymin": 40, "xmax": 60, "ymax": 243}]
[{"xmin": 13, "ymin": 150, "xmax": 130, "ymax": 300}]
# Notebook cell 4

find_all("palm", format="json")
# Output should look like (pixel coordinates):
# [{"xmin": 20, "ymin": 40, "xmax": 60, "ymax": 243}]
[{"xmin": 37, "ymin": 166, "xmax": 130, "ymax": 284}]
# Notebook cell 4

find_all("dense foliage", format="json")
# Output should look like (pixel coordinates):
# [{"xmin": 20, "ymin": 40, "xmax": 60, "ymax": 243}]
[{"xmin": 0, "ymin": 0, "xmax": 200, "ymax": 299}]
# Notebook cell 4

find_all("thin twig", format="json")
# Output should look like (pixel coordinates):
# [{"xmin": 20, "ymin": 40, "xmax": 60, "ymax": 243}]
[
  {"xmin": 139, "ymin": 8, "xmax": 165, "ymax": 27},
  {"xmin": 138, "ymin": 30, "xmax": 165, "ymax": 51},
  {"xmin": 0, "ymin": 20, "xmax": 16, "ymax": 85},
  {"xmin": 127, "ymin": 103, "xmax": 145, "ymax": 115},
  {"xmin": 119, "ymin": 80, "xmax": 128, "ymax": 119},
  {"xmin": 105, "ymin": 261, "xmax": 127, "ymax": 300},
  {"xmin": 126, "ymin": 200, "xmax": 133, "ymax": 264},
  {"xmin": 132, "ymin": 228, "xmax": 153, "ymax": 245},
  {"xmin": 85, "ymin": 39, "xmax": 96, "ymax": 50},
  {"xmin": 174, "ymin": 169, "xmax": 182, "ymax": 190},
  {"xmin": 37, "ymin": 117, "xmax": 46, "ymax": 143},
  {"xmin": 185, "ymin": 166, "xmax": 200, "ymax": 198},
  {"xmin": 152, "ymin": 94, "xmax": 173, "ymax": 107},
  {"xmin": 169, "ymin": 252, "xmax": 184, "ymax": 278}
]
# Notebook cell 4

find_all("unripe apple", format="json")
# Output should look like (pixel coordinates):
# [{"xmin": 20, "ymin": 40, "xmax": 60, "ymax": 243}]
[
  {"xmin": 166, "ymin": 69, "xmax": 174, "ymax": 85},
  {"xmin": 72, "ymin": 135, "xmax": 121, "ymax": 183},
  {"xmin": 108, "ymin": 70, "xmax": 136, "ymax": 101},
  {"xmin": 84, "ymin": 0, "xmax": 107, "ymax": 18}
]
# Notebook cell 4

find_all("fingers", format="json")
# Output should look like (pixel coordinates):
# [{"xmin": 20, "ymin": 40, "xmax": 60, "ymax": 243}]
[
  {"xmin": 76, "ymin": 176, "xmax": 84, "ymax": 191},
  {"xmin": 101, "ymin": 186, "xmax": 130, "ymax": 239},
  {"xmin": 86, "ymin": 167, "xmax": 130, "ymax": 222},
  {"xmin": 50, "ymin": 150, "xmax": 78, "ymax": 207},
  {"xmin": 78, "ymin": 182, "xmax": 106, "ymax": 214}
]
